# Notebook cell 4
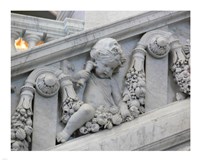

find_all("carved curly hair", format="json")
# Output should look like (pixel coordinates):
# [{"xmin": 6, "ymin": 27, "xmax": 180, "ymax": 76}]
[{"xmin": 90, "ymin": 38, "xmax": 126, "ymax": 66}]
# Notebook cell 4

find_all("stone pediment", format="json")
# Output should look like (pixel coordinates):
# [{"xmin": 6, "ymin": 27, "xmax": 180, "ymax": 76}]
[{"xmin": 11, "ymin": 11, "xmax": 190, "ymax": 151}]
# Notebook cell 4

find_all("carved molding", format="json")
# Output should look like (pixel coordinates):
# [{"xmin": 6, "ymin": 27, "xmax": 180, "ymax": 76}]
[{"xmin": 11, "ymin": 13, "xmax": 84, "ymax": 38}]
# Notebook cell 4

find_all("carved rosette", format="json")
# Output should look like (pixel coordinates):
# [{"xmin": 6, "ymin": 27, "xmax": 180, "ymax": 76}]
[
  {"xmin": 36, "ymin": 73, "xmax": 60, "ymax": 97},
  {"xmin": 11, "ymin": 85, "xmax": 35, "ymax": 151},
  {"xmin": 147, "ymin": 36, "xmax": 170, "ymax": 58},
  {"xmin": 123, "ymin": 46, "xmax": 146, "ymax": 119},
  {"xmin": 170, "ymin": 40, "xmax": 190, "ymax": 95}
]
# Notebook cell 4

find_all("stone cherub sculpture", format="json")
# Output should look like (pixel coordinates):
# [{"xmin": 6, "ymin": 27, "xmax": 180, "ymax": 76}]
[{"xmin": 57, "ymin": 38, "xmax": 131, "ymax": 143}]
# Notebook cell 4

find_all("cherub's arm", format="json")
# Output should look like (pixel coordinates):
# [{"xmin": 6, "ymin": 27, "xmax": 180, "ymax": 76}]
[
  {"xmin": 72, "ymin": 70, "xmax": 90, "ymax": 82},
  {"xmin": 71, "ymin": 61, "xmax": 96, "ymax": 86}
]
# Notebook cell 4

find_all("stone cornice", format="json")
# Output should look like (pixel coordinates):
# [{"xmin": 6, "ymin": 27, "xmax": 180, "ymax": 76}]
[
  {"xmin": 11, "ymin": 11, "xmax": 190, "ymax": 77},
  {"xmin": 11, "ymin": 13, "xmax": 84, "ymax": 38}
]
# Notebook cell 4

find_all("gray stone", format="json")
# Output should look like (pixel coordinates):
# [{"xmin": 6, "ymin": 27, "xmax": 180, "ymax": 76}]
[
  {"xmin": 32, "ymin": 92, "xmax": 58, "ymax": 150},
  {"xmin": 56, "ymin": 38, "xmax": 131, "ymax": 143},
  {"xmin": 10, "ymin": 11, "xmax": 190, "ymax": 151},
  {"xmin": 50, "ymin": 99, "xmax": 190, "ymax": 151},
  {"xmin": 11, "ymin": 11, "xmax": 190, "ymax": 78},
  {"xmin": 145, "ymin": 54, "xmax": 168, "ymax": 111}
]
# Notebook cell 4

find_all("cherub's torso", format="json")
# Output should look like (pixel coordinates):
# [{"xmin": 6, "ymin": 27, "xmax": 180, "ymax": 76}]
[{"xmin": 83, "ymin": 73, "xmax": 117, "ymax": 109}]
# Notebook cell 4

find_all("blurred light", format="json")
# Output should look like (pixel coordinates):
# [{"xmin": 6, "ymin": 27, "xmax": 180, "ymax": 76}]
[
  {"xmin": 15, "ymin": 38, "xmax": 29, "ymax": 50},
  {"xmin": 14, "ymin": 30, "xmax": 29, "ymax": 51},
  {"xmin": 36, "ymin": 33, "xmax": 47, "ymax": 46}
]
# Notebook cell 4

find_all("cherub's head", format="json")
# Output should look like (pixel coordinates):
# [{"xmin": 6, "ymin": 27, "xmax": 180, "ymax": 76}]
[{"xmin": 90, "ymin": 38, "xmax": 126, "ymax": 78}]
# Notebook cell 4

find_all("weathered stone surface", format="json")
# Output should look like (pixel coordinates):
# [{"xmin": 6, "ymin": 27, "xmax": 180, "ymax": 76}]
[
  {"xmin": 84, "ymin": 11, "xmax": 147, "ymax": 29},
  {"xmin": 50, "ymin": 99, "xmax": 190, "ymax": 151},
  {"xmin": 145, "ymin": 54, "xmax": 168, "ymax": 111},
  {"xmin": 11, "ymin": 13, "xmax": 84, "ymax": 38},
  {"xmin": 166, "ymin": 140, "xmax": 190, "ymax": 151},
  {"xmin": 32, "ymin": 92, "xmax": 58, "ymax": 150}
]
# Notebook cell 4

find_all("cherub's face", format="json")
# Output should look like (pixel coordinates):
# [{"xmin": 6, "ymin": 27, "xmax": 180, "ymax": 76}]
[
  {"xmin": 91, "ymin": 38, "xmax": 123, "ymax": 78},
  {"xmin": 94, "ymin": 60, "xmax": 119, "ymax": 79}
]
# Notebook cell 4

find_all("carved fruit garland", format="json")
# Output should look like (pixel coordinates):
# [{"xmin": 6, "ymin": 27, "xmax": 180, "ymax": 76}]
[
  {"xmin": 123, "ymin": 47, "xmax": 146, "ymax": 119},
  {"xmin": 79, "ymin": 106, "xmax": 122, "ymax": 135},
  {"xmin": 11, "ymin": 86, "xmax": 34, "ymax": 151},
  {"xmin": 59, "ymin": 76, "xmax": 84, "ymax": 124},
  {"xmin": 61, "ymin": 97, "xmax": 84, "ymax": 124},
  {"xmin": 123, "ymin": 68, "xmax": 146, "ymax": 117},
  {"xmin": 170, "ymin": 41, "xmax": 190, "ymax": 95}
]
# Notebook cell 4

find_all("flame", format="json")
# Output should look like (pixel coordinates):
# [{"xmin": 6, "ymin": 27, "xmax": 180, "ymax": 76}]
[
  {"xmin": 36, "ymin": 41, "xmax": 44, "ymax": 46},
  {"xmin": 15, "ymin": 38, "xmax": 29, "ymax": 50}
]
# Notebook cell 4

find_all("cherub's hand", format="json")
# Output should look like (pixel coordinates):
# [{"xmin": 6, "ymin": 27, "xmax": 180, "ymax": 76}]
[
  {"xmin": 74, "ymin": 70, "xmax": 90, "ymax": 80},
  {"xmin": 119, "ymin": 102, "xmax": 131, "ymax": 120}
]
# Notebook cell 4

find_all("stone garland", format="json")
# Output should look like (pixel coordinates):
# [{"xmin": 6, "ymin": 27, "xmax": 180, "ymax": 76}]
[
  {"xmin": 123, "ymin": 68, "xmax": 146, "ymax": 116},
  {"xmin": 59, "ymin": 76, "xmax": 84, "ymax": 124},
  {"xmin": 79, "ymin": 106, "xmax": 123, "ymax": 135},
  {"xmin": 11, "ymin": 85, "xmax": 35, "ymax": 151},
  {"xmin": 60, "ymin": 97, "xmax": 84, "ymax": 124},
  {"xmin": 123, "ymin": 47, "xmax": 146, "ymax": 118},
  {"xmin": 170, "ymin": 40, "xmax": 190, "ymax": 96}
]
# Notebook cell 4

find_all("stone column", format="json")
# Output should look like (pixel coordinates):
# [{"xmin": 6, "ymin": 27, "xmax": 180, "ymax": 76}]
[
  {"xmin": 56, "ymin": 11, "xmax": 74, "ymax": 21},
  {"xmin": 25, "ymin": 34, "xmax": 40, "ymax": 49},
  {"xmin": 11, "ymin": 31, "xmax": 19, "ymax": 54}
]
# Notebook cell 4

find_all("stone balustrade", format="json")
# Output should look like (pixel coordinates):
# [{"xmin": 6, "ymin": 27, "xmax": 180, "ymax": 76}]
[
  {"xmin": 11, "ymin": 11, "xmax": 190, "ymax": 151},
  {"xmin": 11, "ymin": 13, "xmax": 84, "ymax": 55}
]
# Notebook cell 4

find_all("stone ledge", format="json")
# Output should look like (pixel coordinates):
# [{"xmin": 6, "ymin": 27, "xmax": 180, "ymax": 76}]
[
  {"xmin": 11, "ymin": 11, "xmax": 190, "ymax": 77},
  {"xmin": 49, "ymin": 99, "xmax": 190, "ymax": 151},
  {"xmin": 11, "ymin": 13, "xmax": 84, "ymax": 38},
  {"xmin": 135, "ymin": 129, "xmax": 190, "ymax": 151}
]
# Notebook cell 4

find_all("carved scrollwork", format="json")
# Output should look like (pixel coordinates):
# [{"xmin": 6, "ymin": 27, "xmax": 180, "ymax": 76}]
[
  {"xmin": 147, "ymin": 36, "xmax": 170, "ymax": 58},
  {"xmin": 35, "ymin": 72, "xmax": 60, "ymax": 97},
  {"xmin": 11, "ymin": 67, "xmax": 63, "ymax": 151}
]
